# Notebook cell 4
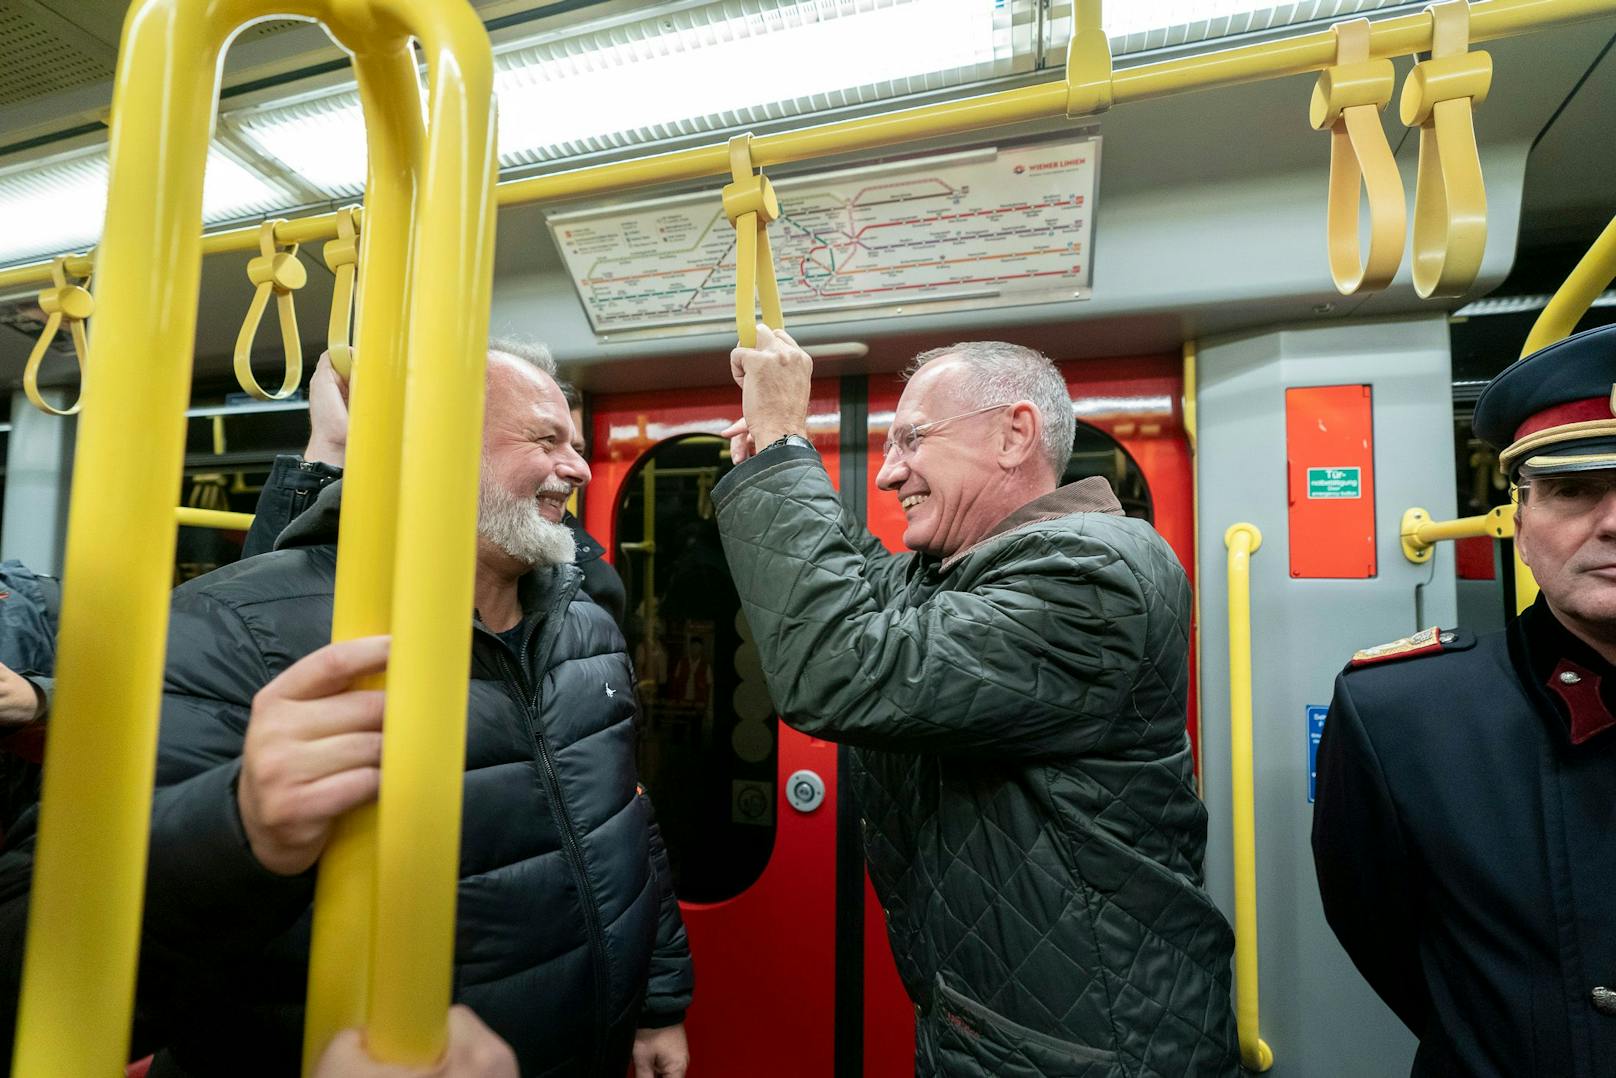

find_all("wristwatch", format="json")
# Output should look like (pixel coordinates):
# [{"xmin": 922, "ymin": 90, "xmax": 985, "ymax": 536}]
[{"xmin": 758, "ymin": 433, "xmax": 814, "ymax": 456}]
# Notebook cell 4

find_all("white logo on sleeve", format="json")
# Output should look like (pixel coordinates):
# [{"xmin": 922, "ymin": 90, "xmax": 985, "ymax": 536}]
[{"xmin": 604, "ymin": 681, "xmax": 616, "ymax": 698}]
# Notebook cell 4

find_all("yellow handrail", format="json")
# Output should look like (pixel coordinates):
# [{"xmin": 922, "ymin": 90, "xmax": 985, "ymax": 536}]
[
  {"xmin": 2, "ymin": 0, "xmax": 1613, "ymax": 294},
  {"xmin": 10, "ymin": 2, "xmax": 496, "ymax": 1075},
  {"xmin": 1523, "ymin": 210, "xmax": 1616, "ymax": 354},
  {"xmin": 1223, "ymin": 523, "xmax": 1274, "ymax": 1073},
  {"xmin": 174, "ymin": 506, "xmax": 254, "ymax": 531},
  {"xmin": 1399, "ymin": 504, "xmax": 1513, "ymax": 563}
]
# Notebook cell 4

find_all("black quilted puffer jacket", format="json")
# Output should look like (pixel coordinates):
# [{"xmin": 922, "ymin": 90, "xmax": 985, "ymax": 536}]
[
  {"xmin": 133, "ymin": 480, "xmax": 692, "ymax": 1077},
  {"xmin": 714, "ymin": 446, "xmax": 1239, "ymax": 1078}
]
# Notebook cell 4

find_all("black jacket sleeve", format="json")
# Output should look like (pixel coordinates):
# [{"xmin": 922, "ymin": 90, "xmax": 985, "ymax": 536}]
[
  {"xmin": 141, "ymin": 588, "xmax": 314, "ymax": 959},
  {"xmin": 1311, "ymin": 673, "xmax": 1432, "ymax": 1036},
  {"xmin": 637, "ymin": 789, "xmax": 693, "ymax": 1027},
  {"xmin": 243, "ymin": 456, "xmax": 343, "ymax": 558}
]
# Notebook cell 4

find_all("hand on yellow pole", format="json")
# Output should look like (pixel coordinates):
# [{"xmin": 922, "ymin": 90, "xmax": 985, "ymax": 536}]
[
  {"xmin": 238, "ymin": 636, "xmax": 390, "ymax": 877},
  {"xmin": 313, "ymin": 1006, "xmax": 516, "ymax": 1078}
]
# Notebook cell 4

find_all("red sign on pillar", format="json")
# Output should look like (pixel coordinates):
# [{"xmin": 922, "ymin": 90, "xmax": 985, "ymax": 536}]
[{"xmin": 1286, "ymin": 385, "xmax": 1377, "ymax": 578}]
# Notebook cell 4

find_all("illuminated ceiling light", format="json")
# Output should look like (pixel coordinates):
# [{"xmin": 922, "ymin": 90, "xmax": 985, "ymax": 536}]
[
  {"xmin": 0, "ymin": 145, "xmax": 293, "ymax": 267},
  {"xmin": 1086, "ymin": 1, "xmax": 1413, "ymax": 55}
]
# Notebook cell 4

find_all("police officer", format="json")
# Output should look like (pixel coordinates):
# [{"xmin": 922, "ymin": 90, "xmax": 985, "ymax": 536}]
[{"xmin": 1313, "ymin": 321, "xmax": 1616, "ymax": 1078}]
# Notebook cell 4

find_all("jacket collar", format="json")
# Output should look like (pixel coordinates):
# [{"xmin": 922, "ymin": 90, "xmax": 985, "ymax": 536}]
[
  {"xmin": 1512, "ymin": 597, "xmax": 1616, "ymax": 746},
  {"xmin": 938, "ymin": 477, "xmax": 1123, "ymax": 572}
]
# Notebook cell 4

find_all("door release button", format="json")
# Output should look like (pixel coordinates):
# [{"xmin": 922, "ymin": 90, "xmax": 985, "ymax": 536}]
[{"xmin": 786, "ymin": 769, "xmax": 826, "ymax": 813}]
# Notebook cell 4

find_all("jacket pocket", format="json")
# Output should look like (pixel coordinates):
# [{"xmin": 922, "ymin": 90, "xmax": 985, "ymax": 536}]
[{"xmin": 927, "ymin": 977, "xmax": 1123, "ymax": 1078}]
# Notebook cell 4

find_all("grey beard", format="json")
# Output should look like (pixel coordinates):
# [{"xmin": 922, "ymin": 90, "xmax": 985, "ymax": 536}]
[{"xmin": 478, "ymin": 467, "xmax": 578, "ymax": 568}]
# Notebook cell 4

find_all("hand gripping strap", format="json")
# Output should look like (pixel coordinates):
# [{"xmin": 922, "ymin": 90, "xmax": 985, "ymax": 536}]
[
  {"xmin": 24, "ymin": 256, "xmax": 93, "ymax": 417},
  {"xmin": 1400, "ymin": 0, "xmax": 1492, "ymax": 299},
  {"xmin": 722, "ymin": 133, "xmax": 783, "ymax": 348},
  {"xmin": 1310, "ymin": 19, "xmax": 1404, "ymax": 295},
  {"xmin": 234, "ymin": 219, "xmax": 307, "ymax": 400},
  {"xmin": 322, "ymin": 207, "xmax": 361, "ymax": 380}
]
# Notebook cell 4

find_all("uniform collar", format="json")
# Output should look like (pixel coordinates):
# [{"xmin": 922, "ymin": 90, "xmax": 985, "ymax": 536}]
[{"xmin": 1515, "ymin": 598, "xmax": 1616, "ymax": 746}]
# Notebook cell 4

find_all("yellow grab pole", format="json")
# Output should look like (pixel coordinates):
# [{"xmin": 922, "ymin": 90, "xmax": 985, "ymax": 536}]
[
  {"xmin": 1523, "ymin": 211, "xmax": 1616, "ymax": 355},
  {"xmin": 300, "ymin": 30, "xmax": 427, "ymax": 1075},
  {"xmin": 6, "ymin": 0, "xmax": 1615, "ymax": 296},
  {"xmin": 11, "ymin": 0, "xmax": 235, "ymax": 1072},
  {"xmin": 1223, "ymin": 523, "xmax": 1274, "ymax": 1074},
  {"xmin": 1398, "ymin": 504, "xmax": 1513, "ymax": 563},
  {"xmin": 362, "ymin": 3, "xmax": 498, "ymax": 1064},
  {"xmin": 174, "ymin": 506, "xmax": 254, "ymax": 530}
]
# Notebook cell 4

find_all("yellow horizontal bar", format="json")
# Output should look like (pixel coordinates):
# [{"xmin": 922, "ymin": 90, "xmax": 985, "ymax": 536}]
[
  {"xmin": 1413, "ymin": 508, "xmax": 1514, "ymax": 546},
  {"xmin": 1, "ymin": 0, "xmax": 1610, "ymax": 293},
  {"xmin": 174, "ymin": 506, "xmax": 254, "ymax": 530}
]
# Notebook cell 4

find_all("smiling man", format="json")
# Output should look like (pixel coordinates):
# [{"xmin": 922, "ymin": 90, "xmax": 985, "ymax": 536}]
[
  {"xmin": 713, "ymin": 328, "xmax": 1239, "ymax": 1077},
  {"xmin": 1313, "ymin": 322, "xmax": 1616, "ymax": 1076},
  {"xmin": 116, "ymin": 341, "xmax": 692, "ymax": 1077}
]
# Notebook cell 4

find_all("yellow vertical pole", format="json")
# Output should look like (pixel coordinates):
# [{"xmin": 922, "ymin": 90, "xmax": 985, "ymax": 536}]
[
  {"xmin": 300, "ymin": 34, "xmax": 427, "ymax": 1074},
  {"xmin": 363, "ymin": 5, "xmax": 499, "ymax": 1064},
  {"xmin": 1223, "ymin": 523, "xmax": 1274, "ymax": 1073},
  {"xmin": 11, "ymin": 2, "xmax": 234, "ymax": 1073}
]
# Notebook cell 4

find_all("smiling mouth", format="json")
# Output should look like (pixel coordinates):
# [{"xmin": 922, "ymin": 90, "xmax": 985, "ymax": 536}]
[{"xmin": 900, "ymin": 493, "xmax": 929, "ymax": 511}]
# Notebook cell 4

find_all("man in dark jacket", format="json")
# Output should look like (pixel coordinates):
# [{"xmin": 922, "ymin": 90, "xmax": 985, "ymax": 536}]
[
  {"xmin": 244, "ymin": 357, "xmax": 627, "ymax": 632},
  {"xmin": 715, "ymin": 327, "xmax": 1239, "ymax": 1077},
  {"xmin": 1313, "ymin": 323, "xmax": 1616, "ymax": 1078},
  {"xmin": 119, "ymin": 342, "xmax": 691, "ymax": 1076},
  {"xmin": 0, "ymin": 561, "xmax": 58, "ymax": 834}
]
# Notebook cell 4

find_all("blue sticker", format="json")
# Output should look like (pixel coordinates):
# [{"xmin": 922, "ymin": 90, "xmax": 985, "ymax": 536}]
[{"xmin": 1307, "ymin": 705, "xmax": 1328, "ymax": 803}]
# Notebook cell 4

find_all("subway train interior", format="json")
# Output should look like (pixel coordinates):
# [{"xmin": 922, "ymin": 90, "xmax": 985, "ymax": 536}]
[{"xmin": 0, "ymin": 0, "xmax": 1614, "ymax": 1074}]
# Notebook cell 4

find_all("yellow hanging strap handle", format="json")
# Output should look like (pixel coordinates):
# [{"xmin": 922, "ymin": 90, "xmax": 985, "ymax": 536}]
[
  {"xmin": 235, "ymin": 218, "xmax": 308, "ymax": 399},
  {"xmin": 24, "ymin": 256, "xmax": 94, "ymax": 417},
  {"xmin": 1311, "ymin": 18, "xmax": 1405, "ymax": 295},
  {"xmin": 1400, "ymin": 0, "xmax": 1492, "ymax": 299},
  {"xmin": 1065, "ymin": 0, "xmax": 1112, "ymax": 118},
  {"xmin": 721, "ymin": 133, "xmax": 783, "ymax": 348},
  {"xmin": 323, "ymin": 206, "xmax": 361, "ymax": 379}
]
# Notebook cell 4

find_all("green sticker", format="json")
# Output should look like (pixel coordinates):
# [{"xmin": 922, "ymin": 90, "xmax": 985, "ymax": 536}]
[{"xmin": 1307, "ymin": 467, "xmax": 1361, "ymax": 499}]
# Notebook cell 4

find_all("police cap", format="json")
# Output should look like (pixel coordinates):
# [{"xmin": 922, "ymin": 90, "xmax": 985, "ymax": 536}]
[{"xmin": 1472, "ymin": 322, "xmax": 1616, "ymax": 480}]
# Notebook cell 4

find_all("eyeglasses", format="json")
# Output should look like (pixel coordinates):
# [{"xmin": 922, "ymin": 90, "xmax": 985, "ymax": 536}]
[
  {"xmin": 882, "ymin": 403, "xmax": 1011, "ymax": 460},
  {"xmin": 1518, "ymin": 473, "xmax": 1616, "ymax": 516}
]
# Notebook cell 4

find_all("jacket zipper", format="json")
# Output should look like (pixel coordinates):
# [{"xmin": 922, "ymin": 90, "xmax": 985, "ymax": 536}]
[{"xmin": 481, "ymin": 569, "xmax": 613, "ymax": 1062}]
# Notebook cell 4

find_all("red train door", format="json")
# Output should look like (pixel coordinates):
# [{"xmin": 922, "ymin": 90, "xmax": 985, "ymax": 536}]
[{"xmin": 585, "ymin": 383, "xmax": 846, "ymax": 1077}]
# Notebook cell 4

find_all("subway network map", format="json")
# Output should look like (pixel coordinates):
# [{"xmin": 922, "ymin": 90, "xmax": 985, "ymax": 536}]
[{"xmin": 546, "ymin": 138, "xmax": 1099, "ymax": 336}]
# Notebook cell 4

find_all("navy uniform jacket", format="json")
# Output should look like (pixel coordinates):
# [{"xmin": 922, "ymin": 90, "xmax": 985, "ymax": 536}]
[{"xmin": 1313, "ymin": 600, "xmax": 1616, "ymax": 1078}]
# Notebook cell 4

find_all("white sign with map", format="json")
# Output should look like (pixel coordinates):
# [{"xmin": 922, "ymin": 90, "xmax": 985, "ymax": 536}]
[{"xmin": 546, "ymin": 137, "xmax": 1099, "ymax": 337}]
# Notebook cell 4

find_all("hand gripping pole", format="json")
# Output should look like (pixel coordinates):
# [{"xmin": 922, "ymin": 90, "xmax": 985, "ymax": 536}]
[
  {"xmin": 234, "ymin": 218, "xmax": 308, "ymax": 399},
  {"xmin": 23, "ymin": 256, "xmax": 93, "ymax": 417},
  {"xmin": 722, "ymin": 133, "xmax": 783, "ymax": 347},
  {"xmin": 1310, "ymin": 18, "xmax": 1405, "ymax": 295},
  {"xmin": 323, "ymin": 206, "xmax": 361, "ymax": 379},
  {"xmin": 1400, "ymin": 0, "xmax": 1493, "ymax": 299}
]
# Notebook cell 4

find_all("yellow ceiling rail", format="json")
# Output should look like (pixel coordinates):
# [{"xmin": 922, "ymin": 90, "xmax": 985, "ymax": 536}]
[
  {"xmin": 1, "ymin": 0, "xmax": 1610, "ymax": 296},
  {"xmin": 721, "ymin": 133, "xmax": 783, "ymax": 347},
  {"xmin": 1311, "ymin": 18, "xmax": 1405, "ymax": 295},
  {"xmin": 1064, "ymin": 0, "xmax": 1113, "ymax": 117},
  {"xmin": 322, "ymin": 205, "xmax": 361, "ymax": 379},
  {"xmin": 1523, "ymin": 210, "xmax": 1616, "ymax": 354},
  {"xmin": 1401, "ymin": 0, "xmax": 1494, "ymax": 299},
  {"xmin": 1223, "ymin": 522, "xmax": 1274, "ymax": 1073},
  {"xmin": 22, "ymin": 256, "xmax": 92, "ymax": 416},
  {"xmin": 10, "ymin": 2, "xmax": 497, "ymax": 1075},
  {"xmin": 234, "ymin": 218, "xmax": 308, "ymax": 400}
]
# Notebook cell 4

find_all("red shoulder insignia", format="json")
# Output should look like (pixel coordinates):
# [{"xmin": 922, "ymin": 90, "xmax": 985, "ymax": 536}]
[{"xmin": 1349, "ymin": 627, "xmax": 1460, "ymax": 668}]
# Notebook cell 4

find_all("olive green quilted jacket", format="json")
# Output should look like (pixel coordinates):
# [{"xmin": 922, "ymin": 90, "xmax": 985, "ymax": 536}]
[{"xmin": 713, "ymin": 444, "xmax": 1239, "ymax": 1078}]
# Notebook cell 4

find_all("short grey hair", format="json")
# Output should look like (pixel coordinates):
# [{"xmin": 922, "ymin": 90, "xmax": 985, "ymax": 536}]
[
  {"xmin": 904, "ymin": 342, "xmax": 1074, "ymax": 479},
  {"xmin": 487, "ymin": 336, "xmax": 558, "ymax": 379}
]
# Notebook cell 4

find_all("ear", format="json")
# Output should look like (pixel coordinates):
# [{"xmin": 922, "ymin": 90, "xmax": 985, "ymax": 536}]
[{"xmin": 998, "ymin": 401, "xmax": 1043, "ymax": 472}]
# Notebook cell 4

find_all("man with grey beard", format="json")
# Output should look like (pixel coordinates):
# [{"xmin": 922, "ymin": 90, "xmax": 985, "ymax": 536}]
[{"xmin": 123, "ymin": 343, "xmax": 693, "ymax": 1077}]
